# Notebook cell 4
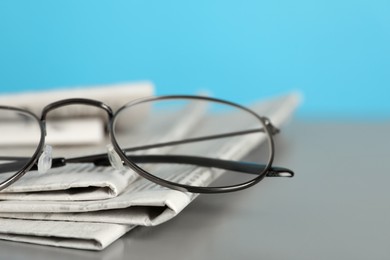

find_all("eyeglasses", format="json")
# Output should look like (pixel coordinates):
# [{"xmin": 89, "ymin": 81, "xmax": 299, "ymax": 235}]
[{"xmin": 0, "ymin": 95, "xmax": 294, "ymax": 193}]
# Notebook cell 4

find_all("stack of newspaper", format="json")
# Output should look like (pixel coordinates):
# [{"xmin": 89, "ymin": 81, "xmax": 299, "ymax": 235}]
[{"xmin": 0, "ymin": 82, "xmax": 300, "ymax": 250}]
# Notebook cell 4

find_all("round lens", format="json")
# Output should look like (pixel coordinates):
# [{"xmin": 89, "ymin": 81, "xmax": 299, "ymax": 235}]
[
  {"xmin": 0, "ymin": 108, "xmax": 42, "ymax": 187},
  {"xmin": 112, "ymin": 96, "xmax": 273, "ymax": 192}
]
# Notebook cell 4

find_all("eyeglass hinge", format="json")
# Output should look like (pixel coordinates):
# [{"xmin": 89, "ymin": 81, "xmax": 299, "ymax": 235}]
[{"xmin": 260, "ymin": 117, "xmax": 280, "ymax": 135}]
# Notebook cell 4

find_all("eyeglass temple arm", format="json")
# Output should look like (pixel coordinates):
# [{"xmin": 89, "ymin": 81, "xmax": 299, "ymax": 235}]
[
  {"xmin": 69, "ymin": 124, "xmax": 288, "ymax": 176},
  {"xmin": 70, "ymin": 154, "xmax": 294, "ymax": 177},
  {"xmin": 0, "ymin": 121, "xmax": 286, "ymax": 175},
  {"xmin": 0, "ymin": 155, "xmax": 293, "ymax": 177},
  {"xmin": 121, "ymin": 126, "xmax": 279, "ymax": 153}
]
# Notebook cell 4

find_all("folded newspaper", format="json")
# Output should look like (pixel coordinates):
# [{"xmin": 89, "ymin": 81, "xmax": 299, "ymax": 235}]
[{"xmin": 0, "ymin": 92, "xmax": 300, "ymax": 250}]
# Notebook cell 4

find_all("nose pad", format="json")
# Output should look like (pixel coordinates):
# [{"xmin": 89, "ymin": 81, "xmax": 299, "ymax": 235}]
[
  {"xmin": 38, "ymin": 145, "xmax": 53, "ymax": 174},
  {"xmin": 107, "ymin": 144, "xmax": 125, "ymax": 171}
]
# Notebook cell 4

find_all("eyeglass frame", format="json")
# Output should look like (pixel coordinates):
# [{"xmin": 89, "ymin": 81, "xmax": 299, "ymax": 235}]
[{"xmin": 0, "ymin": 95, "xmax": 293, "ymax": 193}]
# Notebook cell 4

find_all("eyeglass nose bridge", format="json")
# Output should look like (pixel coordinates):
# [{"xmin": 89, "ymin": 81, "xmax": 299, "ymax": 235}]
[
  {"xmin": 38, "ymin": 99, "xmax": 116, "ymax": 152},
  {"xmin": 40, "ymin": 98, "xmax": 114, "ymax": 124}
]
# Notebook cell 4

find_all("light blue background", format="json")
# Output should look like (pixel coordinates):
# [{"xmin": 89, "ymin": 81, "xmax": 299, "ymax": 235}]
[{"xmin": 0, "ymin": 1, "xmax": 389, "ymax": 118}]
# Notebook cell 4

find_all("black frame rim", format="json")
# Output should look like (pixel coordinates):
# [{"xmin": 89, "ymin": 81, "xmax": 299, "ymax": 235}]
[
  {"xmin": 0, "ymin": 106, "xmax": 45, "ymax": 190},
  {"xmin": 110, "ymin": 95, "xmax": 275, "ymax": 193}
]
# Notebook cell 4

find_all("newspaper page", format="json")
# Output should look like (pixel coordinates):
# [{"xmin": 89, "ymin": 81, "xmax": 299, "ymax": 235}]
[
  {"xmin": 0, "ymin": 81, "xmax": 154, "ymax": 146},
  {"xmin": 0, "ymin": 93, "xmax": 301, "ymax": 250}
]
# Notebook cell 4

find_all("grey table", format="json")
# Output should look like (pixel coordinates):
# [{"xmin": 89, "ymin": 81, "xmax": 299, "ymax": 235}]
[{"xmin": 1, "ymin": 121, "xmax": 389, "ymax": 260}]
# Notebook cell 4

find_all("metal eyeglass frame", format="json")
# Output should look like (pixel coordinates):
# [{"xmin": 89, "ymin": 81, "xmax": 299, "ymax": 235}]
[{"xmin": 0, "ymin": 95, "xmax": 294, "ymax": 193}]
